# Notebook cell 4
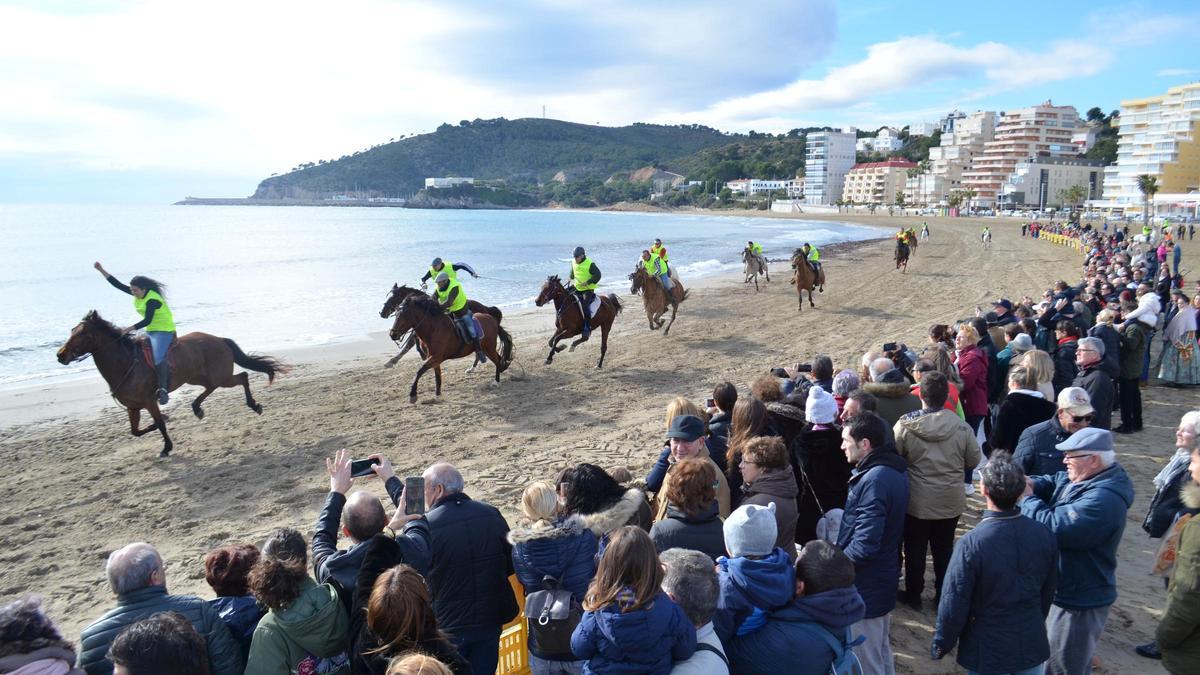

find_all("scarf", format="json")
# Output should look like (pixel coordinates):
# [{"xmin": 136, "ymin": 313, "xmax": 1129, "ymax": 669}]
[
  {"xmin": 1154, "ymin": 447, "xmax": 1192, "ymax": 490},
  {"xmin": 1164, "ymin": 305, "xmax": 1197, "ymax": 344}
]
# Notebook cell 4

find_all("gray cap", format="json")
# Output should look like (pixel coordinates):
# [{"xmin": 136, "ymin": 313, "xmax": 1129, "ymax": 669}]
[
  {"xmin": 435, "ymin": 272, "xmax": 450, "ymax": 284},
  {"xmin": 1055, "ymin": 427, "xmax": 1114, "ymax": 454},
  {"xmin": 1009, "ymin": 333, "xmax": 1034, "ymax": 354}
]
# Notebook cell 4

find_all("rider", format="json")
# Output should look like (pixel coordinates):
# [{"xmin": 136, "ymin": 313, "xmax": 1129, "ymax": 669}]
[
  {"xmin": 650, "ymin": 238, "xmax": 669, "ymax": 266},
  {"xmin": 93, "ymin": 261, "xmax": 176, "ymax": 405},
  {"xmin": 420, "ymin": 257, "xmax": 478, "ymax": 289},
  {"xmin": 981, "ymin": 226, "xmax": 991, "ymax": 241},
  {"xmin": 800, "ymin": 242, "xmax": 824, "ymax": 292},
  {"xmin": 640, "ymin": 249, "xmax": 674, "ymax": 297},
  {"xmin": 921, "ymin": 222, "xmax": 930, "ymax": 239},
  {"xmin": 432, "ymin": 271, "xmax": 486, "ymax": 368},
  {"xmin": 568, "ymin": 246, "xmax": 601, "ymax": 338},
  {"xmin": 746, "ymin": 240, "xmax": 766, "ymax": 274}
]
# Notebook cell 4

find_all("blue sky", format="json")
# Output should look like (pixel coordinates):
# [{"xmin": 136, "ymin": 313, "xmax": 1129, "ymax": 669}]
[{"xmin": 0, "ymin": 0, "xmax": 1196, "ymax": 203}]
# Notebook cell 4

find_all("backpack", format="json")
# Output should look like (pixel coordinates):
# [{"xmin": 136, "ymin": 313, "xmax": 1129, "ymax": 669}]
[
  {"xmin": 792, "ymin": 622, "xmax": 864, "ymax": 675},
  {"xmin": 524, "ymin": 575, "xmax": 582, "ymax": 660}
]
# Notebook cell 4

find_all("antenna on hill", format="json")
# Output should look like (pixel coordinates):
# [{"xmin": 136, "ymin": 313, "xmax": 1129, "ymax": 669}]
[{"xmin": 542, "ymin": 105, "xmax": 546, "ymax": 119}]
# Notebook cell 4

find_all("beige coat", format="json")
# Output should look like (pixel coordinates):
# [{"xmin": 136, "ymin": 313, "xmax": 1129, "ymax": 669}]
[
  {"xmin": 653, "ymin": 456, "xmax": 731, "ymax": 522},
  {"xmin": 894, "ymin": 409, "xmax": 982, "ymax": 520}
]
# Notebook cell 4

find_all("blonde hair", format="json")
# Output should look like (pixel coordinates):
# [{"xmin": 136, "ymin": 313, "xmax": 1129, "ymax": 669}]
[
  {"xmin": 957, "ymin": 324, "xmax": 980, "ymax": 344},
  {"xmin": 664, "ymin": 396, "xmax": 706, "ymax": 431},
  {"xmin": 1021, "ymin": 349, "xmax": 1054, "ymax": 386},
  {"xmin": 385, "ymin": 653, "xmax": 453, "ymax": 675},
  {"xmin": 520, "ymin": 481, "xmax": 559, "ymax": 527}
]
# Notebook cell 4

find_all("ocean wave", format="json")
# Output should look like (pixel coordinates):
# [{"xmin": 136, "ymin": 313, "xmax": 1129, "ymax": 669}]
[{"xmin": 673, "ymin": 259, "xmax": 740, "ymax": 277}]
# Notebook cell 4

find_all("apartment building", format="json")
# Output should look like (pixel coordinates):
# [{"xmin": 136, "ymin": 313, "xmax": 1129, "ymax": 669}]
[
  {"xmin": 803, "ymin": 129, "xmax": 857, "ymax": 205},
  {"xmin": 999, "ymin": 156, "xmax": 1105, "ymax": 209},
  {"xmin": 961, "ymin": 101, "xmax": 1081, "ymax": 207},
  {"xmin": 1099, "ymin": 82, "xmax": 1200, "ymax": 210},
  {"xmin": 905, "ymin": 111, "xmax": 996, "ymax": 205},
  {"xmin": 843, "ymin": 159, "xmax": 917, "ymax": 205},
  {"xmin": 856, "ymin": 127, "xmax": 904, "ymax": 154}
]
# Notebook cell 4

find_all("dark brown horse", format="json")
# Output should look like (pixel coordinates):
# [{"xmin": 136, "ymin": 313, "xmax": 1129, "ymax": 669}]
[
  {"xmin": 56, "ymin": 311, "xmax": 285, "ymax": 457},
  {"xmin": 628, "ymin": 266, "xmax": 688, "ymax": 335},
  {"xmin": 789, "ymin": 249, "xmax": 827, "ymax": 312},
  {"xmin": 388, "ymin": 294, "xmax": 513, "ymax": 403},
  {"xmin": 378, "ymin": 283, "xmax": 504, "ymax": 367},
  {"xmin": 895, "ymin": 238, "xmax": 911, "ymax": 273},
  {"xmin": 535, "ymin": 275, "xmax": 623, "ymax": 368}
]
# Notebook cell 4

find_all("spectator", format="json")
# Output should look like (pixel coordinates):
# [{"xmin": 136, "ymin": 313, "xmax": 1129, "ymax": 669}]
[
  {"xmin": 1087, "ymin": 309, "xmax": 1122, "ymax": 379},
  {"xmin": 78, "ymin": 542, "xmax": 242, "ymax": 675},
  {"xmin": 836, "ymin": 413, "xmax": 909, "ymax": 675},
  {"xmin": 970, "ymin": 316, "xmax": 1004, "ymax": 405},
  {"xmin": 713, "ymin": 504, "xmax": 794, "ymax": 642},
  {"xmin": 1117, "ymin": 282, "xmax": 1161, "ymax": 383},
  {"xmin": 929, "ymin": 324, "xmax": 955, "ymax": 351},
  {"xmin": 650, "ymin": 458, "xmax": 726, "ymax": 562},
  {"xmin": 1115, "ymin": 303, "xmax": 1149, "ymax": 433},
  {"xmin": 660, "ymin": 548, "xmax": 727, "ymax": 674},
  {"xmin": 862, "ymin": 360, "xmax": 921, "ymax": 426},
  {"xmin": 1156, "ymin": 432, "xmax": 1200, "ymax": 673},
  {"xmin": 386, "ymin": 654, "xmax": 454, "ymax": 675},
  {"xmin": 791, "ymin": 386, "xmax": 850, "ymax": 545},
  {"xmin": 421, "ymin": 462, "xmax": 518, "ymax": 675},
  {"xmin": 920, "ymin": 343, "xmax": 964, "ymax": 390},
  {"xmin": 894, "ymin": 371, "xmax": 981, "ymax": 610},
  {"xmin": 1051, "ymin": 320, "xmax": 1081, "ymax": 395},
  {"xmin": 995, "ymin": 325, "xmax": 1028, "ymax": 383},
  {"xmin": 726, "ymin": 541, "xmax": 866, "ymax": 675},
  {"xmin": 911, "ymin": 358, "xmax": 964, "ymax": 418},
  {"xmin": 245, "ymin": 528, "xmax": 350, "ymax": 674},
  {"xmin": 509, "ymin": 480, "xmax": 598, "ymax": 673},
  {"xmin": 708, "ymin": 384, "xmax": 738, "ymax": 472},
  {"xmin": 838, "ymin": 389, "xmax": 877, "ymax": 425},
  {"xmin": 932, "ymin": 454, "xmax": 1058, "ymax": 674},
  {"xmin": 1013, "ymin": 387, "xmax": 1094, "ymax": 478},
  {"xmin": 659, "ymin": 397, "xmax": 724, "ymax": 472},
  {"xmin": 831, "ymin": 370, "xmax": 860, "ymax": 417},
  {"xmin": 992, "ymin": 298, "xmax": 1018, "ymax": 326},
  {"xmin": 0, "ymin": 596, "xmax": 84, "ymax": 675},
  {"xmin": 990, "ymin": 365, "xmax": 1057, "ymax": 453},
  {"xmin": 726, "ymin": 399, "xmax": 775, "ymax": 505},
  {"xmin": 570, "ymin": 527, "xmax": 696, "ymax": 673},
  {"xmin": 562, "ymin": 464, "xmax": 653, "ymax": 552},
  {"xmin": 649, "ymin": 416, "xmax": 731, "ymax": 522},
  {"xmin": 1020, "ymin": 349, "xmax": 1057, "ymax": 400},
  {"xmin": 953, "ymin": 324, "xmax": 990, "ymax": 453},
  {"xmin": 1019, "ymin": 428, "xmax": 1135, "ymax": 675},
  {"xmin": 810, "ymin": 355, "xmax": 835, "ymax": 393},
  {"xmin": 751, "ymin": 374, "xmax": 806, "ymax": 446},
  {"xmin": 1072, "ymin": 337, "xmax": 1115, "ymax": 430},
  {"xmin": 1159, "ymin": 293, "xmax": 1200, "ymax": 386},
  {"xmin": 204, "ymin": 543, "xmax": 265, "ymax": 662},
  {"xmin": 738, "ymin": 437, "xmax": 800, "ymax": 560},
  {"xmin": 107, "ymin": 611, "xmax": 209, "ymax": 675}
]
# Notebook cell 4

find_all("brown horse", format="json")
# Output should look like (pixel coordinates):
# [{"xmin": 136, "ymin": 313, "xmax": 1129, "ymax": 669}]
[
  {"xmin": 789, "ymin": 250, "xmax": 827, "ymax": 312},
  {"xmin": 56, "ymin": 311, "xmax": 285, "ymax": 457},
  {"xmin": 628, "ymin": 266, "xmax": 688, "ymax": 335},
  {"xmin": 895, "ymin": 239, "xmax": 911, "ymax": 273},
  {"xmin": 535, "ymin": 275, "xmax": 623, "ymax": 368},
  {"xmin": 379, "ymin": 283, "xmax": 503, "ymax": 367},
  {"xmin": 388, "ymin": 294, "xmax": 513, "ymax": 403}
]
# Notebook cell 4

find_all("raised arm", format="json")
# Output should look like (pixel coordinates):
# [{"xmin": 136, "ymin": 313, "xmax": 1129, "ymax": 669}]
[{"xmin": 95, "ymin": 262, "xmax": 131, "ymax": 294}]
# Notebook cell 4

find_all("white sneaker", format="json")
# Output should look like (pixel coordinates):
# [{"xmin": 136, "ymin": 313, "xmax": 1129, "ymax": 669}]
[{"xmin": 964, "ymin": 483, "xmax": 976, "ymax": 495}]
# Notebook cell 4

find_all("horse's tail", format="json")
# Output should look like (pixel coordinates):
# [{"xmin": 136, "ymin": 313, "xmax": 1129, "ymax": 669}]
[
  {"xmin": 608, "ymin": 294, "xmax": 624, "ymax": 315},
  {"xmin": 485, "ymin": 305, "xmax": 503, "ymax": 323},
  {"xmin": 680, "ymin": 289, "xmax": 690, "ymax": 304},
  {"xmin": 497, "ymin": 325, "xmax": 514, "ymax": 373},
  {"xmin": 223, "ymin": 338, "xmax": 288, "ymax": 384}
]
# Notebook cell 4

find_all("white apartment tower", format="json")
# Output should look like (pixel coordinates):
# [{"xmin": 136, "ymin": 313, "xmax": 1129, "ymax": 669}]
[
  {"xmin": 905, "ymin": 111, "xmax": 996, "ymax": 205},
  {"xmin": 961, "ymin": 101, "xmax": 1081, "ymax": 207},
  {"xmin": 1101, "ymin": 82, "xmax": 1200, "ymax": 209},
  {"xmin": 804, "ymin": 129, "xmax": 857, "ymax": 205}
]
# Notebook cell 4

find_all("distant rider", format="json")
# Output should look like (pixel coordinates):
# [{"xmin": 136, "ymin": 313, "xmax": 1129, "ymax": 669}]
[
  {"xmin": 568, "ymin": 246, "xmax": 601, "ymax": 338},
  {"xmin": 432, "ymin": 271, "xmax": 486, "ymax": 368},
  {"xmin": 652, "ymin": 237, "xmax": 680, "ymax": 282},
  {"xmin": 640, "ymin": 249, "xmax": 674, "ymax": 298},
  {"xmin": 800, "ymin": 243, "xmax": 824, "ymax": 291},
  {"xmin": 420, "ymin": 257, "xmax": 478, "ymax": 289},
  {"xmin": 93, "ymin": 261, "xmax": 176, "ymax": 405},
  {"xmin": 746, "ymin": 240, "xmax": 766, "ymax": 277},
  {"xmin": 921, "ymin": 222, "xmax": 930, "ymax": 240}
]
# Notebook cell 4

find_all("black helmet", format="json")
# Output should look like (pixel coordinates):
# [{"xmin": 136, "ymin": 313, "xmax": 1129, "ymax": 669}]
[
  {"xmin": 573, "ymin": 246, "xmax": 585, "ymax": 258},
  {"xmin": 431, "ymin": 257, "xmax": 443, "ymax": 268}
]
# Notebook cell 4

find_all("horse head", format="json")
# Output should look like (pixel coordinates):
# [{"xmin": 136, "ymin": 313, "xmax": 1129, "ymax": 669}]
[
  {"xmin": 628, "ymin": 266, "xmax": 645, "ymax": 295},
  {"xmin": 381, "ymin": 283, "xmax": 423, "ymax": 318},
  {"xmin": 389, "ymin": 297, "xmax": 417, "ymax": 340},
  {"xmin": 536, "ymin": 275, "xmax": 563, "ymax": 307},
  {"xmin": 57, "ymin": 310, "xmax": 122, "ymax": 364}
]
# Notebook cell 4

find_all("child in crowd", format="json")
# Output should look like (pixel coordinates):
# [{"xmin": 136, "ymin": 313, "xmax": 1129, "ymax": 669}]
[{"xmin": 713, "ymin": 503, "xmax": 796, "ymax": 642}]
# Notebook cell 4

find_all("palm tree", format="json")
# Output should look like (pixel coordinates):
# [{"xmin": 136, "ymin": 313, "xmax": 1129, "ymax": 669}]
[
  {"xmin": 1137, "ymin": 174, "xmax": 1159, "ymax": 231},
  {"xmin": 959, "ymin": 187, "xmax": 977, "ymax": 214},
  {"xmin": 918, "ymin": 159, "xmax": 932, "ymax": 205},
  {"xmin": 947, "ymin": 191, "xmax": 964, "ymax": 209},
  {"xmin": 1056, "ymin": 184, "xmax": 1088, "ymax": 219},
  {"xmin": 906, "ymin": 167, "xmax": 920, "ymax": 205}
]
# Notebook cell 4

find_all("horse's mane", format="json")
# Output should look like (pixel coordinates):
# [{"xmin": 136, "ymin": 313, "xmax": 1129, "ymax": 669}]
[
  {"xmin": 83, "ymin": 311, "xmax": 137, "ymax": 353},
  {"xmin": 402, "ymin": 292, "xmax": 446, "ymax": 316},
  {"xmin": 394, "ymin": 284, "xmax": 423, "ymax": 296}
]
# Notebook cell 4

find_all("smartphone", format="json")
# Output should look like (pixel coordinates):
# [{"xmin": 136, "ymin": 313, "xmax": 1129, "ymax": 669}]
[
  {"xmin": 404, "ymin": 476, "xmax": 425, "ymax": 515},
  {"xmin": 350, "ymin": 458, "xmax": 379, "ymax": 478},
  {"xmin": 882, "ymin": 342, "xmax": 898, "ymax": 352},
  {"xmin": 705, "ymin": 398, "xmax": 715, "ymax": 409}
]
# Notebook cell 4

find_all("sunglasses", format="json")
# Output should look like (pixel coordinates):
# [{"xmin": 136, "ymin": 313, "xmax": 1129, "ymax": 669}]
[
  {"xmin": 1070, "ymin": 414, "xmax": 1094, "ymax": 423},
  {"xmin": 1063, "ymin": 453, "xmax": 1097, "ymax": 461}
]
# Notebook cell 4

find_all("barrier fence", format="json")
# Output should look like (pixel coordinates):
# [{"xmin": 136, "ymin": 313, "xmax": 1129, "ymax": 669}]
[
  {"xmin": 497, "ymin": 575, "xmax": 532, "ymax": 674},
  {"xmin": 1033, "ymin": 231, "xmax": 1085, "ymax": 253}
]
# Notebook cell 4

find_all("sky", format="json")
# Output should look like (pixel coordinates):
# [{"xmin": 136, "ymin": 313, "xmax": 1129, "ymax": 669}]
[{"xmin": 0, "ymin": 0, "xmax": 1196, "ymax": 203}]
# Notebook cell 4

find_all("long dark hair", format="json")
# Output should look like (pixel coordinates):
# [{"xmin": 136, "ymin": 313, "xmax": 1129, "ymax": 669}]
[
  {"xmin": 129, "ymin": 275, "xmax": 167, "ymax": 298},
  {"xmin": 559, "ymin": 463, "xmax": 627, "ymax": 516}
]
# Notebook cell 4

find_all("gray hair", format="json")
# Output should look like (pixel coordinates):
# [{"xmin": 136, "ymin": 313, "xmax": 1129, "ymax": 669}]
[
  {"xmin": 868, "ymin": 357, "xmax": 895, "ymax": 383},
  {"xmin": 1077, "ymin": 336, "xmax": 1105, "ymax": 357},
  {"xmin": 106, "ymin": 543, "xmax": 163, "ymax": 595},
  {"xmin": 980, "ymin": 453, "xmax": 1026, "ymax": 510},
  {"xmin": 1094, "ymin": 450, "xmax": 1116, "ymax": 467},
  {"xmin": 1183, "ymin": 411, "xmax": 1200, "ymax": 439},
  {"xmin": 659, "ymin": 548, "xmax": 718, "ymax": 627},
  {"xmin": 424, "ymin": 462, "xmax": 465, "ymax": 494}
]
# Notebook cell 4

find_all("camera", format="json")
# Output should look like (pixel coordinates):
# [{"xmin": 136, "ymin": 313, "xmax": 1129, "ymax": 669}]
[
  {"xmin": 794, "ymin": 363, "xmax": 813, "ymax": 373},
  {"xmin": 881, "ymin": 342, "xmax": 898, "ymax": 353}
]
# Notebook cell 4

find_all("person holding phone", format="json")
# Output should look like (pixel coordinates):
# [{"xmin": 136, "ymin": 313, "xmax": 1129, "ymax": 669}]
[{"xmin": 93, "ymin": 261, "xmax": 176, "ymax": 404}]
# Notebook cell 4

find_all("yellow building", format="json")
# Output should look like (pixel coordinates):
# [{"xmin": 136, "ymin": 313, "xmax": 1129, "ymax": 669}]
[
  {"xmin": 843, "ymin": 159, "xmax": 917, "ymax": 205},
  {"xmin": 1101, "ymin": 83, "xmax": 1200, "ymax": 209}
]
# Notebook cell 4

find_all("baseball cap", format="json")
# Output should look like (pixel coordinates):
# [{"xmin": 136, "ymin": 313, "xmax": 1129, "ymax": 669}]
[
  {"xmin": 1056, "ymin": 387, "xmax": 1094, "ymax": 416},
  {"xmin": 1055, "ymin": 427, "xmax": 1114, "ymax": 454},
  {"xmin": 666, "ymin": 415, "xmax": 704, "ymax": 442},
  {"xmin": 992, "ymin": 298, "xmax": 1013, "ymax": 311}
]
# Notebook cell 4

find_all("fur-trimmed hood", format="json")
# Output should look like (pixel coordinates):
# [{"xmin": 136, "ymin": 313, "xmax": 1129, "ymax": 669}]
[
  {"xmin": 581, "ymin": 488, "xmax": 646, "ymax": 536},
  {"xmin": 507, "ymin": 514, "xmax": 590, "ymax": 545},
  {"xmin": 863, "ymin": 381, "xmax": 913, "ymax": 400},
  {"xmin": 1184, "ymin": 482, "xmax": 1200, "ymax": 510},
  {"xmin": 767, "ymin": 400, "xmax": 806, "ymax": 421}
]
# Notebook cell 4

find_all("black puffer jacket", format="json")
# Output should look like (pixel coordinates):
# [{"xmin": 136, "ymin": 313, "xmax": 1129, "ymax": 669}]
[
  {"xmin": 79, "ymin": 586, "xmax": 243, "ymax": 675},
  {"xmin": 1052, "ymin": 339, "xmax": 1078, "ymax": 395},
  {"xmin": 425, "ymin": 493, "xmax": 519, "ymax": 635},
  {"xmin": 1072, "ymin": 364, "xmax": 1114, "ymax": 430},
  {"xmin": 649, "ymin": 502, "xmax": 726, "ymax": 562},
  {"xmin": 765, "ymin": 401, "xmax": 806, "ymax": 447},
  {"xmin": 790, "ymin": 424, "xmax": 850, "ymax": 545}
]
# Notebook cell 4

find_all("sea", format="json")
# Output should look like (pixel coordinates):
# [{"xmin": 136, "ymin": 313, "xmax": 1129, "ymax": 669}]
[{"xmin": 0, "ymin": 204, "xmax": 884, "ymax": 388}]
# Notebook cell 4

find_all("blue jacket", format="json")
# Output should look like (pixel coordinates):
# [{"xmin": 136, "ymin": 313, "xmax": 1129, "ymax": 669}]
[
  {"xmin": 836, "ymin": 444, "xmax": 909, "ymax": 618},
  {"xmin": 933, "ymin": 510, "xmax": 1058, "ymax": 674},
  {"xmin": 726, "ymin": 586, "xmax": 865, "ymax": 675},
  {"xmin": 209, "ymin": 595, "xmax": 264, "ymax": 663},
  {"xmin": 508, "ymin": 515, "xmax": 598, "ymax": 602},
  {"xmin": 570, "ymin": 591, "xmax": 696, "ymax": 674},
  {"xmin": 1013, "ymin": 416, "xmax": 1070, "ymax": 478},
  {"xmin": 1019, "ymin": 464, "xmax": 1135, "ymax": 609},
  {"xmin": 713, "ymin": 547, "xmax": 796, "ymax": 643}
]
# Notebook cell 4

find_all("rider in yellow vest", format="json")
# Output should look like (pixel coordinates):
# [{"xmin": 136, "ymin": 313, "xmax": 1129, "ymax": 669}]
[
  {"xmin": 746, "ymin": 241, "xmax": 766, "ymax": 276},
  {"xmin": 420, "ymin": 257, "xmax": 478, "ymax": 290},
  {"xmin": 433, "ymin": 272, "xmax": 486, "ymax": 367},
  {"xmin": 568, "ymin": 246, "xmax": 602, "ymax": 337},
  {"xmin": 800, "ymin": 243, "xmax": 824, "ymax": 291},
  {"xmin": 640, "ymin": 249, "xmax": 674, "ymax": 296},
  {"xmin": 94, "ymin": 261, "xmax": 176, "ymax": 404},
  {"xmin": 651, "ymin": 239, "xmax": 669, "ymax": 265}
]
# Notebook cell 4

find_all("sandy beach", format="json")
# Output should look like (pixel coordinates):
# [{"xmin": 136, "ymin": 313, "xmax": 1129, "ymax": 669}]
[{"xmin": 2, "ymin": 212, "xmax": 1196, "ymax": 674}]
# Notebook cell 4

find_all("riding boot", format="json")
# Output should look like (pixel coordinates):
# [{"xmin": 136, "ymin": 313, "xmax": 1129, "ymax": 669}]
[{"xmin": 154, "ymin": 361, "xmax": 171, "ymax": 404}]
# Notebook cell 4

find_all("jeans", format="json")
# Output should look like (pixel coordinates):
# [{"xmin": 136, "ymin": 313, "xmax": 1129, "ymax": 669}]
[
  {"xmin": 147, "ymin": 331, "xmax": 174, "ymax": 364},
  {"xmin": 902, "ymin": 515, "xmax": 959, "ymax": 601},
  {"xmin": 659, "ymin": 273, "xmax": 674, "ymax": 293},
  {"xmin": 851, "ymin": 615, "xmax": 895, "ymax": 675},
  {"xmin": 449, "ymin": 625, "xmax": 502, "ymax": 675},
  {"xmin": 529, "ymin": 654, "xmax": 584, "ymax": 675},
  {"xmin": 965, "ymin": 415, "xmax": 986, "ymax": 482},
  {"xmin": 1117, "ymin": 377, "xmax": 1142, "ymax": 428},
  {"xmin": 1045, "ymin": 604, "xmax": 1109, "ymax": 675}
]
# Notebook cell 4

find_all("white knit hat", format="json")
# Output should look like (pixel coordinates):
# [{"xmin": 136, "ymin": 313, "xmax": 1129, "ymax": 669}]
[
  {"xmin": 723, "ymin": 503, "xmax": 778, "ymax": 558},
  {"xmin": 806, "ymin": 385, "xmax": 838, "ymax": 425}
]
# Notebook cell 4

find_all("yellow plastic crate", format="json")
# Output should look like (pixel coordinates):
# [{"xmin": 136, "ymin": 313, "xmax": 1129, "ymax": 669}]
[{"xmin": 497, "ymin": 575, "xmax": 531, "ymax": 675}]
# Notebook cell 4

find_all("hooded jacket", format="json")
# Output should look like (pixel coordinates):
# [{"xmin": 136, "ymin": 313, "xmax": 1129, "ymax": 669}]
[
  {"xmin": 933, "ymin": 510, "xmax": 1058, "ymax": 674},
  {"xmin": 765, "ymin": 400, "xmax": 806, "ymax": 447},
  {"xmin": 1013, "ymin": 416, "xmax": 1071, "ymax": 478},
  {"xmin": 861, "ymin": 381, "xmax": 922, "ymax": 427},
  {"xmin": 1019, "ymin": 463, "xmax": 1136, "ymax": 609},
  {"xmin": 209, "ymin": 594, "xmax": 265, "ymax": 663},
  {"xmin": 1052, "ymin": 339, "xmax": 1078, "ymax": 395},
  {"xmin": 954, "ymin": 346, "xmax": 989, "ymax": 417},
  {"xmin": 836, "ymin": 444, "xmax": 909, "ymax": 618},
  {"xmin": 1158, "ymin": 484, "xmax": 1200, "ymax": 674},
  {"xmin": 569, "ymin": 591, "xmax": 696, "ymax": 674},
  {"xmin": 1072, "ymin": 363, "xmax": 1114, "ymax": 430},
  {"xmin": 244, "ymin": 578, "xmax": 350, "ymax": 675},
  {"xmin": 894, "ymin": 409, "xmax": 982, "ymax": 520},
  {"xmin": 713, "ymin": 547, "xmax": 796, "ymax": 643},
  {"xmin": 1087, "ymin": 322, "xmax": 1122, "ymax": 379},
  {"xmin": 584, "ymin": 488, "xmax": 654, "ymax": 541},
  {"xmin": 790, "ymin": 424, "xmax": 850, "ymax": 546},
  {"xmin": 648, "ymin": 501, "xmax": 726, "ymax": 562},
  {"xmin": 509, "ymin": 514, "xmax": 599, "ymax": 603},
  {"xmin": 740, "ymin": 469, "xmax": 800, "ymax": 560},
  {"xmin": 990, "ymin": 392, "xmax": 1056, "ymax": 453},
  {"xmin": 1119, "ymin": 321, "xmax": 1149, "ymax": 380},
  {"xmin": 726, "ymin": 586, "xmax": 866, "ymax": 675}
]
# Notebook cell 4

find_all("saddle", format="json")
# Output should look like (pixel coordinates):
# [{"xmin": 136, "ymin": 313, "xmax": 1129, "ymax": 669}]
[
  {"xmin": 572, "ymin": 294, "xmax": 602, "ymax": 317},
  {"xmin": 453, "ymin": 316, "xmax": 484, "ymax": 346},
  {"xmin": 138, "ymin": 337, "xmax": 178, "ymax": 369}
]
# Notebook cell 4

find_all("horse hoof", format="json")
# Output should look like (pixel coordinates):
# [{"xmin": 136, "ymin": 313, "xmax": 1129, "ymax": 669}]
[
  {"xmin": 158, "ymin": 449, "xmax": 171, "ymax": 458},
  {"xmin": 252, "ymin": 404, "xmax": 264, "ymax": 415},
  {"xmin": 409, "ymin": 394, "xmax": 417, "ymax": 404},
  {"xmin": 544, "ymin": 358, "xmax": 553, "ymax": 365},
  {"xmin": 193, "ymin": 407, "xmax": 205, "ymax": 420}
]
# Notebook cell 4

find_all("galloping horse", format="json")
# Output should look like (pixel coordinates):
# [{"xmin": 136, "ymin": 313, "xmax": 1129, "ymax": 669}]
[
  {"xmin": 379, "ymin": 283, "xmax": 503, "ymax": 367},
  {"xmin": 789, "ymin": 250, "xmax": 827, "ymax": 312},
  {"xmin": 907, "ymin": 230, "xmax": 919, "ymax": 256},
  {"xmin": 388, "ymin": 294, "xmax": 513, "ymax": 403},
  {"xmin": 628, "ymin": 266, "xmax": 689, "ymax": 335},
  {"xmin": 895, "ymin": 237, "xmax": 911, "ymax": 273},
  {"xmin": 742, "ymin": 248, "xmax": 769, "ymax": 290},
  {"xmin": 535, "ymin": 275, "xmax": 623, "ymax": 368},
  {"xmin": 56, "ymin": 311, "xmax": 285, "ymax": 457}
]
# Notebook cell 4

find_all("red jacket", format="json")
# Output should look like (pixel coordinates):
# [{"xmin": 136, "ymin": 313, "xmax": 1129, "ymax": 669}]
[{"xmin": 954, "ymin": 346, "xmax": 989, "ymax": 417}]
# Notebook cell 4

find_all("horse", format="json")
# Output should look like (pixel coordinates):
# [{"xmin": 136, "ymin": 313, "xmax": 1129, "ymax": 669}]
[
  {"xmin": 628, "ymin": 266, "xmax": 689, "ymax": 335},
  {"xmin": 982, "ymin": 230, "xmax": 993, "ymax": 250},
  {"xmin": 907, "ymin": 231, "xmax": 919, "ymax": 256},
  {"xmin": 535, "ymin": 275, "xmax": 623, "ymax": 369},
  {"xmin": 789, "ymin": 250, "xmax": 827, "ymax": 312},
  {"xmin": 379, "ymin": 283, "xmax": 504, "ymax": 367},
  {"xmin": 56, "ymin": 311, "xmax": 285, "ymax": 457},
  {"xmin": 895, "ymin": 239, "xmax": 911, "ymax": 273},
  {"xmin": 742, "ymin": 248, "xmax": 769, "ymax": 290},
  {"xmin": 387, "ymin": 294, "xmax": 513, "ymax": 403}
]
